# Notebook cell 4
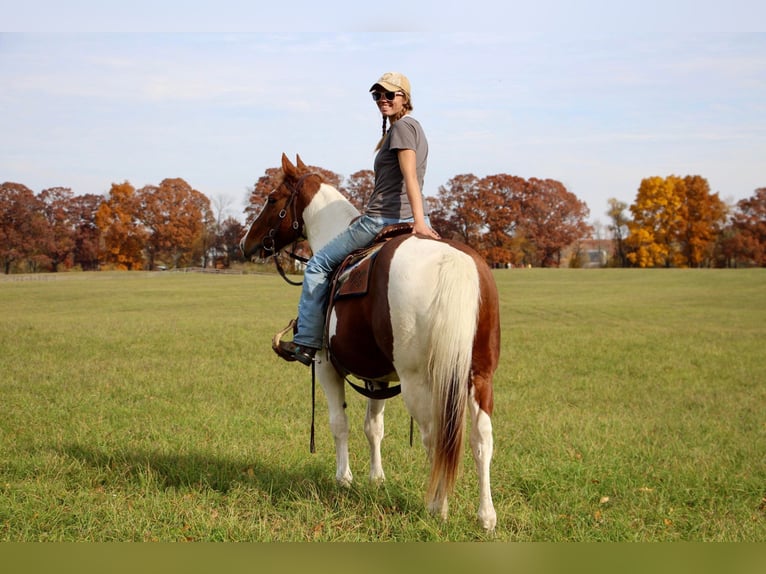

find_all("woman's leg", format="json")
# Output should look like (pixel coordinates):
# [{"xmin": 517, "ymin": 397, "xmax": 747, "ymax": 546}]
[{"xmin": 292, "ymin": 215, "xmax": 387, "ymax": 349}]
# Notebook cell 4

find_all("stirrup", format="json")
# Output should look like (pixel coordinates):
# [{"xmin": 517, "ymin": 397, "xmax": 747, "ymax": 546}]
[{"xmin": 272, "ymin": 319, "xmax": 317, "ymax": 366}]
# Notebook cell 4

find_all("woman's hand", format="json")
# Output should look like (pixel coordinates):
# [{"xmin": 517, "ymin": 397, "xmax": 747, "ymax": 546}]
[{"xmin": 412, "ymin": 220, "xmax": 440, "ymax": 239}]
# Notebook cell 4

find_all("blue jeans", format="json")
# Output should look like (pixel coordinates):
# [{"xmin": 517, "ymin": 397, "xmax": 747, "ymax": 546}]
[{"xmin": 293, "ymin": 214, "xmax": 416, "ymax": 349}]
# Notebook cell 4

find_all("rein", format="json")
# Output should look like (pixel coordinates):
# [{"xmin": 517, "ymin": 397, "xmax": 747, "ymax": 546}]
[{"xmin": 309, "ymin": 365, "xmax": 411, "ymax": 454}]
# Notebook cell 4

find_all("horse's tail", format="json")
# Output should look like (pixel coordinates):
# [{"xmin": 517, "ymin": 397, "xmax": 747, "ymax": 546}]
[{"xmin": 425, "ymin": 247, "xmax": 480, "ymax": 505}]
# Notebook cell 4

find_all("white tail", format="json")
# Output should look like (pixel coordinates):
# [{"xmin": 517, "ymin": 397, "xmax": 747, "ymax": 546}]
[{"xmin": 425, "ymin": 249, "xmax": 480, "ymax": 503}]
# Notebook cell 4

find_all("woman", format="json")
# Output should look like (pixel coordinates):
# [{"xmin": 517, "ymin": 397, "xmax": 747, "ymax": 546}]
[{"xmin": 276, "ymin": 71, "xmax": 440, "ymax": 365}]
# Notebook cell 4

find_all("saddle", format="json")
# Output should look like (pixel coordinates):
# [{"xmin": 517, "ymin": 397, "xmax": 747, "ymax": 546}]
[
  {"xmin": 330, "ymin": 222, "xmax": 413, "ymax": 300},
  {"xmin": 270, "ymin": 223, "xmax": 415, "ymax": 403}
]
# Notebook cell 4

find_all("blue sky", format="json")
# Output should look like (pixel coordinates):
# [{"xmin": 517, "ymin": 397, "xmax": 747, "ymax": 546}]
[{"xmin": 2, "ymin": 3, "xmax": 764, "ymax": 226}]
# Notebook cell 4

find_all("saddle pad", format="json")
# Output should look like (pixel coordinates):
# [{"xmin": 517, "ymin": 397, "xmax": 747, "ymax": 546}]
[
  {"xmin": 333, "ymin": 242, "xmax": 385, "ymax": 299},
  {"xmin": 331, "ymin": 223, "xmax": 413, "ymax": 300}
]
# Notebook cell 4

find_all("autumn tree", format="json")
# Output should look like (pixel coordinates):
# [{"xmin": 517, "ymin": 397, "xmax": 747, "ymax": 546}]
[
  {"xmin": 69, "ymin": 194, "xmax": 103, "ymax": 271},
  {"xmin": 38, "ymin": 187, "xmax": 77, "ymax": 271},
  {"xmin": 218, "ymin": 216, "xmax": 246, "ymax": 266},
  {"xmin": 433, "ymin": 173, "xmax": 590, "ymax": 267},
  {"xmin": 96, "ymin": 181, "xmax": 147, "ymax": 270},
  {"xmin": 678, "ymin": 175, "xmax": 727, "ymax": 267},
  {"xmin": 138, "ymin": 178, "xmax": 212, "ymax": 270},
  {"xmin": 726, "ymin": 187, "xmax": 766, "ymax": 266},
  {"xmin": 0, "ymin": 182, "xmax": 47, "ymax": 273},
  {"xmin": 517, "ymin": 178, "xmax": 592, "ymax": 267},
  {"xmin": 435, "ymin": 174, "xmax": 484, "ymax": 247},
  {"xmin": 340, "ymin": 170, "xmax": 374, "ymax": 211},
  {"xmin": 477, "ymin": 174, "xmax": 525, "ymax": 266},
  {"xmin": 626, "ymin": 175, "xmax": 726, "ymax": 268},
  {"xmin": 626, "ymin": 176, "xmax": 684, "ymax": 267}
]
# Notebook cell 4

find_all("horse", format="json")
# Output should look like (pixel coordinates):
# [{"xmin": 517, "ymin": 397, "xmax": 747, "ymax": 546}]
[{"xmin": 241, "ymin": 154, "xmax": 500, "ymax": 530}]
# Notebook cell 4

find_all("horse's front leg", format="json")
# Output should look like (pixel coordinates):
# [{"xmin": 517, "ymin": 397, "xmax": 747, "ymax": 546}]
[
  {"xmin": 364, "ymin": 398, "xmax": 386, "ymax": 483},
  {"xmin": 316, "ymin": 352, "xmax": 352, "ymax": 486}
]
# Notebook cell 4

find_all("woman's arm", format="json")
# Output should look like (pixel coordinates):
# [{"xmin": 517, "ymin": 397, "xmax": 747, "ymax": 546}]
[{"xmin": 398, "ymin": 148, "xmax": 440, "ymax": 238}]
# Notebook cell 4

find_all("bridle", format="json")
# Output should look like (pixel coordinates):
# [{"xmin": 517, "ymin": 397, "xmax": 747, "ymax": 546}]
[{"xmin": 260, "ymin": 173, "xmax": 316, "ymax": 286}]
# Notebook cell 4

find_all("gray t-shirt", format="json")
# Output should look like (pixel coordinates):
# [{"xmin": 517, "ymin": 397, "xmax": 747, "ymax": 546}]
[{"xmin": 367, "ymin": 115, "xmax": 428, "ymax": 219}]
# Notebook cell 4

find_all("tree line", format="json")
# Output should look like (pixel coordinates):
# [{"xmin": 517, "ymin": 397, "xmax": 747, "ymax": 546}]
[
  {"xmin": 0, "ymin": 179, "xmax": 245, "ymax": 273},
  {"xmin": 2, "ymin": 167, "xmax": 764, "ymax": 274}
]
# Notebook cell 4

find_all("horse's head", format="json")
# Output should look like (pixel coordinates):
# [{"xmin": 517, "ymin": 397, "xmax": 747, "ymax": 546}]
[{"xmin": 240, "ymin": 153, "xmax": 320, "ymax": 259}]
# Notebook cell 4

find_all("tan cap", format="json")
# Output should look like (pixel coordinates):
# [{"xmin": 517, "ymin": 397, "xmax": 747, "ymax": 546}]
[{"xmin": 369, "ymin": 72, "xmax": 411, "ymax": 98}]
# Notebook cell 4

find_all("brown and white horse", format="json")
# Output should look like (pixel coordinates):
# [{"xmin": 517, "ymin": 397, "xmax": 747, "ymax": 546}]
[{"xmin": 241, "ymin": 154, "xmax": 500, "ymax": 530}]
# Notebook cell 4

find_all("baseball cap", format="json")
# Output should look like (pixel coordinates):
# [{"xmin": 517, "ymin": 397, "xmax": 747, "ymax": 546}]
[{"xmin": 369, "ymin": 72, "xmax": 411, "ymax": 99}]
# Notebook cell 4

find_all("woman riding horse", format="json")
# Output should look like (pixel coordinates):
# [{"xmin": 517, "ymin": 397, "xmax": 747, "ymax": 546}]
[{"xmin": 275, "ymin": 72, "xmax": 440, "ymax": 366}]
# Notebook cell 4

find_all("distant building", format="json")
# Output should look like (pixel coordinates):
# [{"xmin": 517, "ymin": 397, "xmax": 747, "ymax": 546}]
[{"xmin": 562, "ymin": 239, "xmax": 615, "ymax": 268}]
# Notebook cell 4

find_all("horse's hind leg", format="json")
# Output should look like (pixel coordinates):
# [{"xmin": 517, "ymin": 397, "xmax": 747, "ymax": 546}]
[
  {"xmin": 316, "ymin": 352, "xmax": 353, "ymax": 486},
  {"xmin": 400, "ymin": 375, "xmax": 448, "ymax": 519},
  {"xmin": 364, "ymin": 398, "xmax": 386, "ymax": 483},
  {"xmin": 469, "ymin": 382, "xmax": 497, "ymax": 531}
]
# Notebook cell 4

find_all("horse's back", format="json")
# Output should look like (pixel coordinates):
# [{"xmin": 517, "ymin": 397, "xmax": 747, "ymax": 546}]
[{"xmin": 327, "ymin": 235, "xmax": 499, "ymax": 387}]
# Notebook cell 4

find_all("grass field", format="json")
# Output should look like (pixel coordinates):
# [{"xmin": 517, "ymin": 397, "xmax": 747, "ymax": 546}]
[{"xmin": 1, "ymin": 268, "xmax": 764, "ymax": 541}]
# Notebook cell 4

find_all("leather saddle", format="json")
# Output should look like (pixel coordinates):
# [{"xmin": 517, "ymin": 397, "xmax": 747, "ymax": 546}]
[{"xmin": 330, "ymin": 222, "xmax": 413, "ymax": 300}]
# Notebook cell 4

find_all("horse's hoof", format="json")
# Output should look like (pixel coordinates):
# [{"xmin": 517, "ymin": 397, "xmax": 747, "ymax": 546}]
[
  {"xmin": 369, "ymin": 474, "xmax": 386, "ymax": 486},
  {"xmin": 336, "ymin": 474, "xmax": 353, "ymax": 488},
  {"xmin": 479, "ymin": 510, "xmax": 497, "ymax": 531}
]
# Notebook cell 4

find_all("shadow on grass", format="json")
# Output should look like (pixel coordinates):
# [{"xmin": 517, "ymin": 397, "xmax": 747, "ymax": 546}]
[{"xmin": 60, "ymin": 442, "xmax": 417, "ymax": 512}]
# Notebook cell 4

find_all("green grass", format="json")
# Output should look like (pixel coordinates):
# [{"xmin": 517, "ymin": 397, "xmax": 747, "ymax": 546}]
[{"xmin": 1, "ymin": 269, "xmax": 764, "ymax": 541}]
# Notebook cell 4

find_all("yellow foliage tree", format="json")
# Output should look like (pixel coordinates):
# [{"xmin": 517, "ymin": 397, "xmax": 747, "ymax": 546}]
[{"xmin": 626, "ymin": 175, "xmax": 726, "ymax": 268}]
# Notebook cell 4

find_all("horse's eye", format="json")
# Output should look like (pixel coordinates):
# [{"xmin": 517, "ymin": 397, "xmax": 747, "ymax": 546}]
[{"xmin": 267, "ymin": 196, "xmax": 277, "ymax": 204}]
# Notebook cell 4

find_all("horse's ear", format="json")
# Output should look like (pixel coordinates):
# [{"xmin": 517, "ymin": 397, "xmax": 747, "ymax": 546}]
[
  {"xmin": 296, "ymin": 155, "xmax": 308, "ymax": 171},
  {"xmin": 281, "ymin": 153, "xmax": 297, "ymax": 178}
]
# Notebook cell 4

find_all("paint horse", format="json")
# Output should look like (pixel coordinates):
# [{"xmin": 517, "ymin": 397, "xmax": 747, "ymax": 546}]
[{"xmin": 241, "ymin": 154, "xmax": 500, "ymax": 530}]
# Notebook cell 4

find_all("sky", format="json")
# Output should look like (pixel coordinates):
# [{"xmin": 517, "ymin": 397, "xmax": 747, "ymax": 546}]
[{"xmin": 2, "ymin": 2, "xmax": 765, "ymax": 226}]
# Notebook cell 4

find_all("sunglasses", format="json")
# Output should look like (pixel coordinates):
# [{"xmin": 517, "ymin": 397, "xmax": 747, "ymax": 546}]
[{"xmin": 371, "ymin": 91, "xmax": 403, "ymax": 102}]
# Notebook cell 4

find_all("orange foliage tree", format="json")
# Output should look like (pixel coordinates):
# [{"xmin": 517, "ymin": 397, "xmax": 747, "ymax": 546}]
[
  {"xmin": 138, "ymin": 178, "xmax": 212, "ymax": 270},
  {"xmin": 96, "ymin": 182, "xmax": 147, "ymax": 270}
]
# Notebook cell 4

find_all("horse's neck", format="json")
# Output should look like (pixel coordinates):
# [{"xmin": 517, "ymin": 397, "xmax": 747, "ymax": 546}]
[{"xmin": 303, "ymin": 183, "xmax": 359, "ymax": 252}]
